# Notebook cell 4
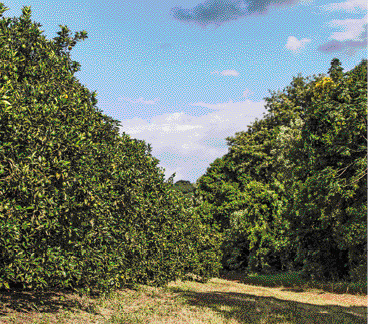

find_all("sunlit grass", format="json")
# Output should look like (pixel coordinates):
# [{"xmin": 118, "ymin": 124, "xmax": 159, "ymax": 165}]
[
  {"xmin": 0, "ymin": 272, "xmax": 366, "ymax": 324},
  {"xmin": 94, "ymin": 284, "xmax": 236, "ymax": 324}
]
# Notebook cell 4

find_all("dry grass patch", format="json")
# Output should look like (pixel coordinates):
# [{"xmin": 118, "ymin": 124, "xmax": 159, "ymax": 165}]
[
  {"xmin": 106, "ymin": 285, "xmax": 235, "ymax": 324},
  {"xmin": 0, "ymin": 288, "xmax": 108, "ymax": 324},
  {"xmin": 167, "ymin": 278, "xmax": 367, "ymax": 324},
  {"xmin": 0, "ymin": 276, "xmax": 366, "ymax": 324},
  {"xmin": 0, "ymin": 283, "xmax": 234, "ymax": 324}
]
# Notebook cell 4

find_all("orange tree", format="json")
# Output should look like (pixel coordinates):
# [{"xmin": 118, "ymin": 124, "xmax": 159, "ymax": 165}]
[
  {"xmin": 0, "ymin": 3, "xmax": 222, "ymax": 293},
  {"xmin": 195, "ymin": 71, "xmax": 314, "ymax": 273},
  {"xmin": 195, "ymin": 114, "xmax": 294, "ymax": 273},
  {"xmin": 275, "ymin": 59, "xmax": 367, "ymax": 281},
  {"xmin": 195, "ymin": 58, "xmax": 367, "ymax": 280}
]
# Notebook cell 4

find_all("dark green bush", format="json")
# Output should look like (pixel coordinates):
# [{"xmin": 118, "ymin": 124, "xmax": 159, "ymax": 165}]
[
  {"xmin": 0, "ymin": 3, "xmax": 222, "ymax": 292},
  {"xmin": 195, "ymin": 58, "xmax": 367, "ymax": 281}
]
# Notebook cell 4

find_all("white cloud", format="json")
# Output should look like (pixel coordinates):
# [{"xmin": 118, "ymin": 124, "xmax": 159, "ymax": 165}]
[
  {"xmin": 118, "ymin": 96, "xmax": 160, "ymax": 105},
  {"xmin": 119, "ymin": 98, "xmax": 267, "ymax": 183},
  {"xmin": 285, "ymin": 36, "xmax": 312, "ymax": 54},
  {"xmin": 328, "ymin": 15, "xmax": 367, "ymax": 41},
  {"xmin": 318, "ymin": 1, "xmax": 367, "ymax": 56},
  {"xmin": 242, "ymin": 88, "xmax": 252, "ymax": 98},
  {"xmin": 321, "ymin": 0, "xmax": 367, "ymax": 13},
  {"xmin": 210, "ymin": 69, "xmax": 240, "ymax": 76},
  {"xmin": 190, "ymin": 98, "xmax": 263, "ymax": 111}
]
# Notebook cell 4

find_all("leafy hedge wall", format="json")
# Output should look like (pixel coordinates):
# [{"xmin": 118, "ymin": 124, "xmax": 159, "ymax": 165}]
[
  {"xmin": 0, "ymin": 3, "xmax": 222, "ymax": 292},
  {"xmin": 195, "ymin": 58, "xmax": 367, "ymax": 281}
]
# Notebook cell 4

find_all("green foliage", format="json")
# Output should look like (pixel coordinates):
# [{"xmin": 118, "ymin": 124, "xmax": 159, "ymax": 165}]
[
  {"xmin": 228, "ymin": 180, "xmax": 292, "ymax": 273},
  {"xmin": 182, "ymin": 204, "xmax": 224, "ymax": 281},
  {"xmin": 196, "ymin": 110, "xmax": 294, "ymax": 272},
  {"xmin": 221, "ymin": 227, "xmax": 250, "ymax": 271},
  {"xmin": 275, "ymin": 58, "xmax": 367, "ymax": 281},
  {"xmin": 173, "ymin": 180, "xmax": 195, "ymax": 197},
  {"xmin": 195, "ymin": 156, "xmax": 243, "ymax": 229},
  {"xmin": 195, "ymin": 57, "xmax": 367, "ymax": 281},
  {"xmin": 328, "ymin": 58, "xmax": 344, "ymax": 82},
  {"xmin": 0, "ymin": 3, "xmax": 222, "ymax": 292},
  {"xmin": 226, "ymin": 116, "xmax": 277, "ymax": 185}
]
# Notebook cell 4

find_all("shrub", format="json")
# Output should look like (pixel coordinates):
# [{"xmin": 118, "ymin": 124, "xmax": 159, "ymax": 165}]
[{"xmin": 0, "ymin": 3, "xmax": 222, "ymax": 293}]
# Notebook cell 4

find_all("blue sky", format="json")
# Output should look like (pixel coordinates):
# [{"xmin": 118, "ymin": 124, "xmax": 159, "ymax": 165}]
[{"xmin": 3, "ymin": 0, "xmax": 367, "ymax": 183}]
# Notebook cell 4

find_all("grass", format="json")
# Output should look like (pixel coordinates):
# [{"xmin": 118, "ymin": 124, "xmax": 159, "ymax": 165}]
[
  {"xmin": 0, "ymin": 271, "xmax": 366, "ymax": 324},
  {"xmin": 221, "ymin": 270, "xmax": 368, "ymax": 295}
]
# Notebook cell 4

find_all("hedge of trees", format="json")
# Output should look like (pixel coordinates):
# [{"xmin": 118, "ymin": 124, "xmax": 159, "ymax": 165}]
[
  {"xmin": 195, "ymin": 58, "xmax": 367, "ymax": 282},
  {"xmin": 0, "ymin": 3, "xmax": 222, "ymax": 293},
  {"xmin": 0, "ymin": 2, "xmax": 366, "ymax": 294}
]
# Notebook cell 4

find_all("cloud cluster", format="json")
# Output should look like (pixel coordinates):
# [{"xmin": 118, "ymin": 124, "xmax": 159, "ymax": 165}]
[
  {"xmin": 119, "ymin": 97, "xmax": 267, "ymax": 182},
  {"xmin": 171, "ymin": 0, "xmax": 298, "ymax": 27},
  {"xmin": 118, "ymin": 96, "xmax": 160, "ymax": 105},
  {"xmin": 322, "ymin": 0, "xmax": 366, "ymax": 13},
  {"xmin": 285, "ymin": 36, "xmax": 312, "ymax": 54},
  {"xmin": 210, "ymin": 69, "xmax": 240, "ymax": 76},
  {"xmin": 318, "ymin": 0, "xmax": 367, "ymax": 56}
]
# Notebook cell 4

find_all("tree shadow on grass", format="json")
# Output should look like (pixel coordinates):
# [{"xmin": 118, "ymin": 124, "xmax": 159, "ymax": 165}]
[
  {"xmin": 169, "ymin": 287, "xmax": 367, "ymax": 324},
  {"xmin": 219, "ymin": 271, "xmax": 367, "ymax": 296},
  {"xmin": 0, "ymin": 287, "xmax": 100, "ymax": 317}
]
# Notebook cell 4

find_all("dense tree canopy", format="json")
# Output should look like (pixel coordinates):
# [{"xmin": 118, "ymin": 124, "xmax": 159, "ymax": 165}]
[
  {"xmin": 276, "ymin": 58, "xmax": 367, "ymax": 280},
  {"xmin": 0, "ymin": 3, "xmax": 222, "ymax": 292},
  {"xmin": 195, "ymin": 58, "xmax": 367, "ymax": 280}
]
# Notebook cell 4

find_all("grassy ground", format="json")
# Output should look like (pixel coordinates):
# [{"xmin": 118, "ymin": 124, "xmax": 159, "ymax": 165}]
[
  {"xmin": 0, "ymin": 271, "xmax": 366, "ymax": 324},
  {"xmin": 221, "ymin": 270, "xmax": 367, "ymax": 295}
]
